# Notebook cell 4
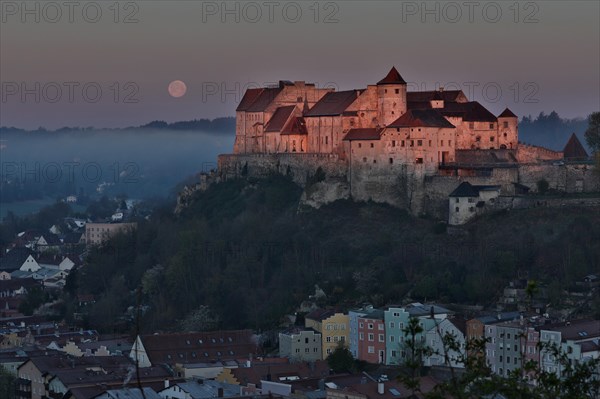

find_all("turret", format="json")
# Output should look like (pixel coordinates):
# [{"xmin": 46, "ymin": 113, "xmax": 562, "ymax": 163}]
[
  {"xmin": 430, "ymin": 88, "xmax": 444, "ymax": 109},
  {"xmin": 497, "ymin": 108, "xmax": 518, "ymax": 149},
  {"xmin": 377, "ymin": 67, "xmax": 407, "ymax": 127}
]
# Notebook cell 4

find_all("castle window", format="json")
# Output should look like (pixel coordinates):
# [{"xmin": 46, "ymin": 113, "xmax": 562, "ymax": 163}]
[
  {"xmin": 391, "ymin": 111, "xmax": 395, "ymax": 115},
  {"xmin": 476, "ymin": 136, "xmax": 481, "ymax": 142},
  {"xmin": 395, "ymin": 89, "xmax": 400, "ymax": 94},
  {"xmin": 385, "ymin": 89, "xmax": 388, "ymax": 94},
  {"xmin": 490, "ymin": 123, "xmax": 494, "ymax": 129},
  {"xmin": 363, "ymin": 157, "xmax": 367, "ymax": 162},
  {"xmin": 361, "ymin": 112, "xmax": 365, "ymax": 117},
  {"xmin": 392, "ymin": 140, "xmax": 396, "ymax": 147},
  {"xmin": 448, "ymin": 140, "xmax": 451, "ymax": 146},
  {"xmin": 504, "ymin": 132, "xmax": 508, "ymax": 138},
  {"xmin": 455, "ymin": 198, "xmax": 459, "ymax": 203},
  {"xmin": 417, "ymin": 140, "xmax": 423, "ymax": 146},
  {"xmin": 401, "ymin": 140, "xmax": 405, "ymax": 147},
  {"xmin": 396, "ymin": 128, "xmax": 400, "ymax": 132},
  {"xmin": 370, "ymin": 143, "xmax": 374, "ymax": 148},
  {"xmin": 325, "ymin": 136, "xmax": 328, "ymax": 145},
  {"xmin": 469, "ymin": 122, "xmax": 474, "ymax": 129},
  {"xmin": 358, "ymin": 143, "xmax": 362, "ymax": 148},
  {"xmin": 455, "ymin": 207, "xmax": 459, "ymax": 212},
  {"xmin": 373, "ymin": 160, "xmax": 377, "ymax": 164},
  {"xmin": 469, "ymin": 207, "xmax": 475, "ymax": 212},
  {"xmin": 429, "ymin": 140, "xmax": 432, "ymax": 147},
  {"xmin": 297, "ymin": 96, "xmax": 303, "ymax": 102},
  {"xmin": 389, "ymin": 158, "xmax": 393, "ymax": 164},
  {"xmin": 410, "ymin": 140, "xmax": 414, "ymax": 147},
  {"xmin": 415, "ymin": 158, "xmax": 423, "ymax": 164},
  {"xmin": 490, "ymin": 136, "xmax": 495, "ymax": 142},
  {"xmin": 503, "ymin": 121, "xmax": 508, "ymax": 128}
]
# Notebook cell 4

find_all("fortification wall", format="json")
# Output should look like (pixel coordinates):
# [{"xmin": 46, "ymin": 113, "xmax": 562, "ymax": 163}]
[
  {"xmin": 517, "ymin": 163, "xmax": 600, "ymax": 193},
  {"xmin": 516, "ymin": 143, "xmax": 563, "ymax": 162},
  {"xmin": 218, "ymin": 153, "xmax": 347, "ymax": 185},
  {"xmin": 423, "ymin": 168, "xmax": 519, "ymax": 218}
]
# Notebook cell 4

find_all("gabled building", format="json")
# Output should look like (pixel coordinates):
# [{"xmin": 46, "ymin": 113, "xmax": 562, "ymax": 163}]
[
  {"xmin": 448, "ymin": 182, "xmax": 501, "ymax": 225},
  {"xmin": 304, "ymin": 308, "xmax": 349, "ymax": 359},
  {"xmin": 130, "ymin": 330, "xmax": 259, "ymax": 368},
  {"xmin": 278, "ymin": 327, "xmax": 322, "ymax": 362}
]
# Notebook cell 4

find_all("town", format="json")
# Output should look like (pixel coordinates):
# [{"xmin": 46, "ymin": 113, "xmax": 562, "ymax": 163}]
[{"xmin": 1, "ymin": 212, "xmax": 599, "ymax": 398}]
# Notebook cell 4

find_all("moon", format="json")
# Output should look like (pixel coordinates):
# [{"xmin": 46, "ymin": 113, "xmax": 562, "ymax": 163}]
[{"xmin": 168, "ymin": 80, "xmax": 187, "ymax": 98}]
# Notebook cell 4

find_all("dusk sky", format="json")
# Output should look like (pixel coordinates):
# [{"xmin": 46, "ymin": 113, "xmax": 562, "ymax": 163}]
[{"xmin": 1, "ymin": 0, "xmax": 599, "ymax": 129}]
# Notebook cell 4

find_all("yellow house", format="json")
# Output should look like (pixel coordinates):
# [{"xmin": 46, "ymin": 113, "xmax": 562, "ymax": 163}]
[{"xmin": 305, "ymin": 309, "xmax": 349, "ymax": 359}]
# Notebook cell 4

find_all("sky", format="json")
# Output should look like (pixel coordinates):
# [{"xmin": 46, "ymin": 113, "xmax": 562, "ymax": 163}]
[{"xmin": 1, "ymin": 0, "xmax": 599, "ymax": 130}]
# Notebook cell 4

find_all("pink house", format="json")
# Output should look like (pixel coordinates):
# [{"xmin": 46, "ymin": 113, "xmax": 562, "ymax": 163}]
[{"xmin": 357, "ymin": 309, "xmax": 386, "ymax": 364}]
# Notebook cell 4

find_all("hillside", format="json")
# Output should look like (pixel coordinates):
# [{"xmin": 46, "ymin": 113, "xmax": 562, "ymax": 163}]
[{"xmin": 62, "ymin": 175, "xmax": 600, "ymax": 333}]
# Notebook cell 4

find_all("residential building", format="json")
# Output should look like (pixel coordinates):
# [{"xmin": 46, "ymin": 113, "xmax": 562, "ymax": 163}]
[
  {"xmin": 356, "ymin": 309, "xmax": 386, "ymax": 364},
  {"xmin": 305, "ymin": 308, "xmax": 349, "ymax": 359},
  {"xmin": 131, "ymin": 330, "xmax": 259, "ymax": 368},
  {"xmin": 85, "ymin": 222, "xmax": 137, "ymax": 246},
  {"xmin": 278, "ymin": 327, "xmax": 322, "ymax": 362}
]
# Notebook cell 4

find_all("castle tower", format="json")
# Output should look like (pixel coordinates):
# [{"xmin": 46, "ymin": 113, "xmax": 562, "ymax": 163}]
[
  {"xmin": 497, "ymin": 108, "xmax": 518, "ymax": 149},
  {"xmin": 377, "ymin": 67, "xmax": 407, "ymax": 127}
]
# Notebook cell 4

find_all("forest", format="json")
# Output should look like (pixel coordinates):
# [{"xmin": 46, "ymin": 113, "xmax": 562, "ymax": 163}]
[{"xmin": 24, "ymin": 173, "xmax": 597, "ymax": 334}]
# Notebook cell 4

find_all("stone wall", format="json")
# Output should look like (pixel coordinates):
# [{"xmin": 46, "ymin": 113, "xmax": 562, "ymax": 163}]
[
  {"xmin": 516, "ymin": 143, "xmax": 563, "ymax": 162},
  {"xmin": 216, "ymin": 153, "xmax": 599, "ymax": 219},
  {"xmin": 218, "ymin": 153, "xmax": 347, "ymax": 185}
]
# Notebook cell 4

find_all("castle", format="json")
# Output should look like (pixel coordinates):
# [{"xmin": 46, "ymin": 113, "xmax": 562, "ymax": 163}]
[{"xmin": 216, "ymin": 68, "xmax": 598, "ymax": 221}]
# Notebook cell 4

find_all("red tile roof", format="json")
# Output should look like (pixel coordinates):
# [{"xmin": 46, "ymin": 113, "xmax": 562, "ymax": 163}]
[
  {"xmin": 343, "ymin": 128, "xmax": 384, "ymax": 141},
  {"xmin": 563, "ymin": 133, "xmax": 589, "ymax": 159},
  {"xmin": 388, "ymin": 109, "xmax": 455, "ymax": 128},
  {"xmin": 440, "ymin": 101, "xmax": 497, "ymax": 122},
  {"xmin": 281, "ymin": 117, "xmax": 308, "ymax": 135},
  {"xmin": 305, "ymin": 90, "xmax": 363, "ymax": 117},
  {"xmin": 264, "ymin": 106, "xmax": 296, "ymax": 132},
  {"xmin": 236, "ymin": 89, "xmax": 264, "ymax": 112},
  {"xmin": 407, "ymin": 90, "xmax": 465, "ymax": 103},
  {"xmin": 246, "ymin": 88, "xmax": 283, "ymax": 113},
  {"xmin": 140, "ymin": 330, "xmax": 259, "ymax": 365},
  {"xmin": 377, "ymin": 67, "xmax": 407, "ymax": 85}
]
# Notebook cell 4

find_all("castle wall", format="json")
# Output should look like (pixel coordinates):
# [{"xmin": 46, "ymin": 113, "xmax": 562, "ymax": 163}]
[
  {"xmin": 218, "ymin": 153, "xmax": 347, "ymax": 185},
  {"xmin": 516, "ymin": 144, "xmax": 563, "ymax": 162}
]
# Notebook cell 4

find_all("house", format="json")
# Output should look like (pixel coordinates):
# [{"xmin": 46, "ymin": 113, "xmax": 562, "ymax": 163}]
[
  {"xmin": 279, "ymin": 327, "xmax": 322, "ymax": 362},
  {"xmin": 538, "ymin": 319, "xmax": 600, "ymax": 378},
  {"xmin": 348, "ymin": 307, "xmax": 370, "ymax": 359},
  {"xmin": 17, "ymin": 354, "xmax": 174, "ymax": 399},
  {"xmin": 158, "ymin": 379, "xmax": 241, "ymax": 399},
  {"xmin": 449, "ymin": 182, "xmax": 501, "ymax": 225},
  {"xmin": 85, "ymin": 222, "xmax": 137, "ymax": 246},
  {"xmin": 130, "ymin": 330, "xmax": 259, "ymax": 368},
  {"xmin": 355, "ymin": 309, "xmax": 386, "ymax": 364},
  {"xmin": 95, "ymin": 387, "xmax": 162, "ymax": 399},
  {"xmin": 423, "ymin": 318, "xmax": 466, "ymax": 368},
  {"xmin": 0, "ymin": 278, "xmax": 38, "ymax": 298},
  {"xmin": 215, "ymin": 358, "xmax": 330, "ymax": 390},
  {"xmin": 563, "ymin": 133, "xmax": 589, "ymax": 161},
  {"xmin": 0, "ymin": 248, "xmax": 39, "ymax": 274},
  {"xmin": 326, "ymin": 376, "xmax": 439, "ymax": 399},
  {"xmin": 305, "ymin": 308, "xmax": 349, "ymax": 359},
  {"xmin": 466, "ymin": 312, "xmax": 521, "ymax": 358},
  {"xmin": 383, "ymin": 303, "xmax": 451, "ymax": 366},
  {"xmin": 35, "ymin": 233, "xmax": 62, "ymax": 252}
]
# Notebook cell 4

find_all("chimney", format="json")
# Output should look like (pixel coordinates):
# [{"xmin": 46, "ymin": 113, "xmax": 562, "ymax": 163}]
[
  {"xmin": 164, "ymin": 379, "xmax": 170, "ymax": 389},
  {"xmin": 246, "ymin": 359, "xmax": 251, "ymax": 368},
  {"xmin": 377, "ymin": 382, "xmax": 384, "ymax": 395},
  {"xmin": 218, "ymin": 388, "xmax": 224, "ymax": 398}
]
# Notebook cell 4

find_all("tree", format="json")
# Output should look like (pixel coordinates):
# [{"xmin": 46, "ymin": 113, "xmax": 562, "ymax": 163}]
[
  {"xmin": 0, "ymin": 366, "xmax": 16, "ymax": 399},
  {"xmin": 327, "ymin": 342, "xmax": 355, "ymax": 373},
  {"xmin": 584, "ymin": 112, "xmax": 600, "ymax": 155}
]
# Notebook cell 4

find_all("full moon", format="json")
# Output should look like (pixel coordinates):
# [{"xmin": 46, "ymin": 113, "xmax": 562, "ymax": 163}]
[{"xmin": 168, "ymin": 80, "xmax": 187, "ymax": 98}]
